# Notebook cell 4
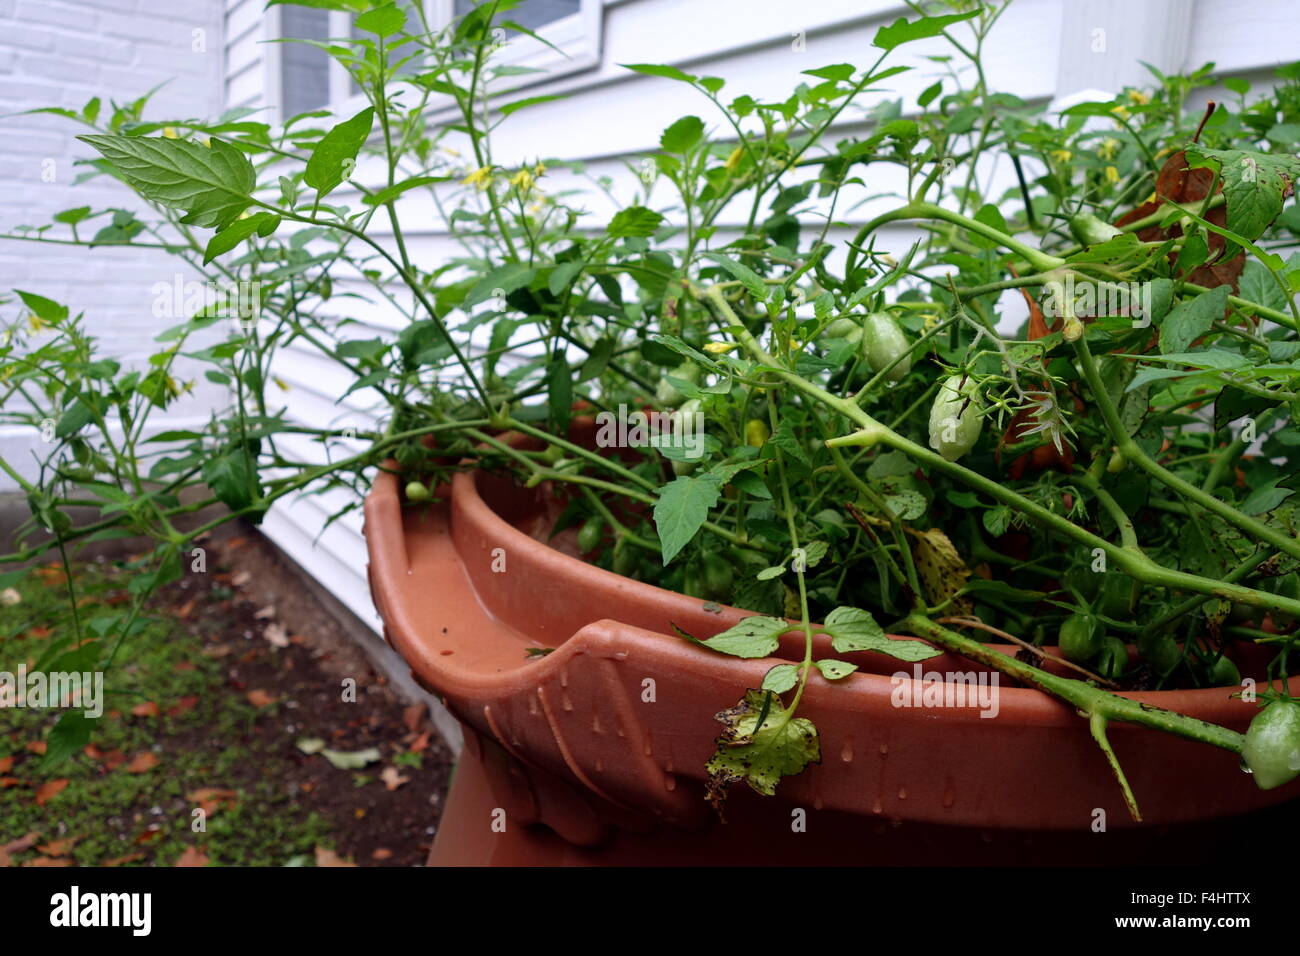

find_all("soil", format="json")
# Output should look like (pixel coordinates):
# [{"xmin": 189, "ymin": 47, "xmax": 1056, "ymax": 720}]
[{"xmin": 0, "ymin": 525, "xmax": 454, "ymax": 868}]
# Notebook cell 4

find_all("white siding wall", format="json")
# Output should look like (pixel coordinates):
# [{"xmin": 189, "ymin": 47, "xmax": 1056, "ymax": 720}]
[{"xmin": 0, "ymin": 0, "xmax": 227, "ymax": 485}]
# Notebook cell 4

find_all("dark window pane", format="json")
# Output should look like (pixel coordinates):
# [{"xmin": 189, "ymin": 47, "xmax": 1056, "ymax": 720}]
[
  {"xmin": 454, "ymin": 0, "xmax": 581, "ymax": 32},
  {"xmin": 281, "ymin": 7, "xmax": 331, "ymax": 117}
]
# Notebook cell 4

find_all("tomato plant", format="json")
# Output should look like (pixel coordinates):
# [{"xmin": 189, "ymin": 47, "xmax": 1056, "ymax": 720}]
[{"xmin": 4, "ymin": 0, "xmax": 1300, "ymax": 816}]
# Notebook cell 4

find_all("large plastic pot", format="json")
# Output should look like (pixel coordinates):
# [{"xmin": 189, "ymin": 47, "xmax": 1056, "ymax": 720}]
[{"xmin": 362, "ymin": 450, "xmax": 1299, "ymax": 866}]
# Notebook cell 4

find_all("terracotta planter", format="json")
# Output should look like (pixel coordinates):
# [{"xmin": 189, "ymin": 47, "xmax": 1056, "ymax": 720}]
[{"xmin": 363, "ymin": 451, "xmax": 1300, "ymax": 865}]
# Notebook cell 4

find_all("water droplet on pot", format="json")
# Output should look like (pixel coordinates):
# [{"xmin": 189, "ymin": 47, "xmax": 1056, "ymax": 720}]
[
  {"xmin": 942, "ymin": 782, "xmax": 956, "ymax": 808},
  {"xmin": 840, "ymin": 741, "xmax": 854, "ymax": 763},
  {"xmin": 560, "ymin": 693, "xmax": 573, "ymax": 711},
  {"xmin": 1240, "ymin": 757, "xmax": 1253, "ymax": 774},
  {"xmin": 591, "ymin": 713, "xmax": 603, "ymax": 733},
  {"xmin": 878, "ymin": 743, "xmax": 889, "ymax": 757},
  {"xmin": 897, "ymin": 787, "xmax": 907, "ymax": 800},
  {"xmin": 813, "ymin": 795, "xmax": 824, "ymax": 810},
  {"xmin": 664, "ymin": 774, "xmax": 676, "ymax": 792},
  {"xmin": 871, "ymin": 799, "xmax": 883, "ymax": 814},
  {"xmin": 594, "ymin": 757, "xmax": 603, "ymax": 772}
]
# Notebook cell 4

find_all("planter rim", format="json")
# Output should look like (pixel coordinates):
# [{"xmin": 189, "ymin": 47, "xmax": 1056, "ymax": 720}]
[{"xmin": 445, "ymin": 458, "xmax": 1269, "ymax": 713}]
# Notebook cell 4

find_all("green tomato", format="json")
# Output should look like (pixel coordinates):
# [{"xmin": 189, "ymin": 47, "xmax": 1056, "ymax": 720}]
[
  {"xmin": 1068, "ymin": 212, "xmax": 1123, "ymax": 247},
  {"xmin": 577, "ymin": 516, "xmax": 603, "ymax": 554},
  {"xmin": 404, "ymin": 480, "xmax": 430, "ymax": 502},
  {"xmin": 655, "ymin": 361, "xmax": 701, "ymax": 406},
  {"xmin": 824, "ymin": 317, "xmax": 860, "ymax": 338},
  {"xmin": 927, "ymin": 375, "xmax": 983, "ymax": 461},
  {"xmin": 1059, "ymin": 612, "xmax": 1102, "ymax": 664},
  {"xmin": 1095, "ymin": 636, "xmax": 1129, "ymax": 680},
  {"xmin": 1100, "ymin": 574, "xmax": 1141, "ymax": 618},
  {"xmin": 701, "ymin": 553, "xmax": 734, "ymax": 601},
  {"xmin": 1138, "ymin": 633, "xmax": 1183, "ymax": 675},
  {"xmin": 1242, "ymin": 700, "xmax": 1300, "ymax": 790},
  {"xmin": 612, "ymin": 539, "xmax": 636, "ymax": 576},
  {"xmin": 861, "ymin": 312, "xmax": 912, "ymax": 381},
  {"xmin": 1207, "ymin": 654, "xmax": 1241, "ymax": 688}
]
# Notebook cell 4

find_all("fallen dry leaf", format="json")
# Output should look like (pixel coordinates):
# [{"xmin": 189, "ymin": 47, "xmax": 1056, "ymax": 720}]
[
  {"xmin": 26, "ymin": 741, "xmax": 46, "ymax": 755},
  {"xmin": 0, "ymin": 777, "xmax": 19, "ymax": 789},
  {"xmin": 174, "ymin": 846, "xmax": 210, "ymax": 867},
  {"xmin": 314, "ymin": 846, "xmax": 356, "ymax": 867},
  {"xmin": 102, "ymin": 750, "xmax": 127, "ymax": 771},
  {"xmin": 26, "ymin": 626, "xmax": 52, "ymax": 640},
  {"xmin": 174, "ymin": 661, "xmax": 196, "ymax": 672},
  {"xmin": 125, "ymin": 752, "xmax": 159, "ymax": 774},
  {"xmin": 0, "ymin": 832, "xmax": 40, "ymax": 866},
  {"xmin": 409, "ymin": 732, "xmax": 430, "ymax": 754},
  {"xmin": 35, "ymin": 779, "xmax": 69, "ymax": 806},
  {"xmin": 131, "ymin": 701, "xmax": 160, "ymax": 718},
  {"xmin": 187, "ymin": 788, "xmax": 238, "ymax": 815},
  {"xmin": 371, "ymin": 848, "xmax": 393, "ymax": 861},
  {"xmin": 0, "ymin": 756, "xmax": 12, "ymax": 773},
  {"xmin": 381, "ymin": 766, "xmax": 410, "ymax": 791},
  {"xmin": 37, "ymin": 838, "xmax": 77, "ymax": 856},
  {"xmin": 166, "ymin": 696, "xmax": 198, "ymax": 717},
  {"xmin": 230, "ymin": 570, "xmax": 252, "ymax": 588},
  {"xmin": 174, "ymin": 597, "xmax": 198, "ymax": 620},
  {"xmin": 254, "ymin": 604, "xmax": 276, "ymax": 620},
  {"xmin": 104, "ymin": 853, "xmax": 145, "ymax": 867},
  {"xmin": 402, "ymin": 704, "xmax": 426, "ymax": 734},
  {"xmin": 263, "ymin": 622, "xmax": 289, "ymax": 648},
  {"xmin": 246, "ymin": 689, "xmax": 276, "ymax": 708},
  {"xmin": 24, "ymin": 856, "xmax": 71, "ymax": 867}
]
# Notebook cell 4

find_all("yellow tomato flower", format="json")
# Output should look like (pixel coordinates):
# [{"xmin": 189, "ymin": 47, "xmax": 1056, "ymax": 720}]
[
  {"xmin": 162, "ymin": 127, "xmax": 178, "ymax": 139},
  {"xmin": 1127, "ymin": 89, "xmax": 1150, "ymax": 106},
  {"xmin": 1098, "ymin": 138, "xmax": 1119, "ymax": 160},
  {"xmin": 462, "ymin": 165, "xmax": 494, "ymax": 190},
  {"xmin": 1050, "ymin": 149, "xmax": 1071, "ymax": 163},
  {"xmin": 509, "ymin": 167, "xmax": 535, "ymax": 192},
  {"xmin": 1104, "ymin": 165, "xmax": 1119, "ymax": 184},
  {"xmin": 725, "ymin": 146, "xmax": 743, "ymax": 174},
  {"xmin": 1110, "ymin": 104, "xmax": 1130, "ymax": 120},
  {"xmin": 703, "ymin": 342, "xmax": 738, "ymax": 355}
]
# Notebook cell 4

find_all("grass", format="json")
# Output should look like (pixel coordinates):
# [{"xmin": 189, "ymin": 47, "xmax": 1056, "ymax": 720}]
[{"xmin": 0, "ymin": 557, "xmax": 335, "ymax": 866}]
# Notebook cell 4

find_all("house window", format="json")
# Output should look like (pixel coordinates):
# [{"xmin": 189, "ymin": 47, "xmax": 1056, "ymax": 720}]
[{"xmin": 269, "ymin": 0, "xmax": 601, "ymax": 122}]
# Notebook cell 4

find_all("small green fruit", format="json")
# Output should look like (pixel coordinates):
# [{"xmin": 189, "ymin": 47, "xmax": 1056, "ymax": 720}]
[
  {"xmin": 1242, "ymin": 700, "xmax": 1300, "ymax": 790},
  {"xmin": 927, "ymin": 375, "xmax": 983, "ymax": 461}
]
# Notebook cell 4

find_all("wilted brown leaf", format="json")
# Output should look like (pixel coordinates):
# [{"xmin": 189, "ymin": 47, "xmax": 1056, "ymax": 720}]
[
  {"xmin": 174, "ymin": 846, "xmax": 210, "ymax": 867},
  {"xmin": 0, "ymin": 832, "xmax": 40, "ymax": 866},
  {"xmin": 34, "ymin": 779, "xmax": 69, "ymax": 805},
  {"xmin": 246, "ymin": 689, "xmax": 276, "ymax": 708},
  {"xmin": 125, "ymin": 752, "xmax": 159, "ymax": 774},
  {"xmin": 187, "ymin": 788, "xmax": 238, "ymax": 815},
  {"xmin": 37, "ymin": 838, "xmax": 77, "ymax": 856},
  {"xmin": 131, "ymin": 701, "xmax": 160, "ymax": 718}
]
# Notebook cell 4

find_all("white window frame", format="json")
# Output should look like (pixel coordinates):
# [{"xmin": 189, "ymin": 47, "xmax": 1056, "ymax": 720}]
[{"xmin": 264, "ymin": 0, "xmax": 602, "ymax": 125}]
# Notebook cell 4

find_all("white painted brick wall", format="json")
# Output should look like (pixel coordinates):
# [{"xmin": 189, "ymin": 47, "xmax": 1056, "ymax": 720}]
[{"xmin": 0, "ymin": 0, "xmax": 227, "ymax": 488}]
